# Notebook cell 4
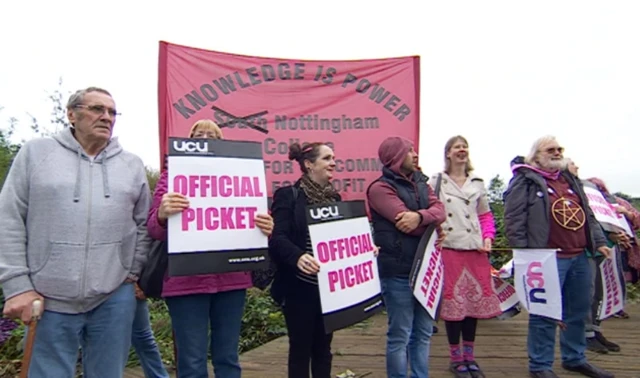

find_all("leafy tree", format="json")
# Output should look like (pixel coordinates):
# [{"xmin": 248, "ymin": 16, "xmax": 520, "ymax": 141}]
[
  {"xmin": 0, "ymin": 78, "xmax": 71, "ymax": 190},
  {"xmin": 614, "ymin": 192, "xmax": 640, "ymax": 209},
  {"xmin": 0, "ymin": 132, "xmax": 19, "ymax": 189},
  {"xmin": 24, "ymin": 76, "xmax": 71, "ymax": 138},
  {"xmin": 487, "ymin": 174, "xmax": 506, "ymax": 204},
  {"xmin": 0, "ymin": 111, "xmax": 20, "ymax": 189},
  {"xmin": 615, "ymin": 192, "xmax": 632, "ymax": 201},
  {"xmin": 487, "ymin": 175, "xmax": 511, "ymax": 267},
  {"xmin": 146, "ymin": 166, "xmax": 160, "ymax": 192},
  {"xmin": 47, "ymin": 77, "xmax": 72, "ymax": 131}
]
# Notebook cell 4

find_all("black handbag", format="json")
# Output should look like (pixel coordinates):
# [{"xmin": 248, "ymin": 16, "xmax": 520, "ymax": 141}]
[
  {"xmin": 251, "ymin": 260, "xmax": 277, "ymax": 291},
  {"xmin": 138, "ymin": 239, "xmax": 168, "ymax": 299}
]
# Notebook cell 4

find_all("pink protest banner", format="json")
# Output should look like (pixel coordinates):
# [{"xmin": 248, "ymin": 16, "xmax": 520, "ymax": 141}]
[
  {"xmin": 166, "ymin": 138, "xmax": 269, "ymax": 275},
  {"xmin": 158, "ymin": 41, "xmax": 420, "ymax": 202}
]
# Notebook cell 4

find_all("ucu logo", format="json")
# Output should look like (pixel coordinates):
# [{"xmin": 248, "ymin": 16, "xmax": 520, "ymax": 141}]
[
  {"xmin": 173, "ymin": 140, "xmax": 208, "ymax": 152},
  {"xmin": 526, "ymin": 262, "xmax": 547, "ymax": 304},
  {"xmin": 309, "ymin": 206, "xmax": 340, "ymax": 220}
]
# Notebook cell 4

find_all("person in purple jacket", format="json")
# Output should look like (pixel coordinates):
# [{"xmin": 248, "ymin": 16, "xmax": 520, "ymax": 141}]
[{"xmin": 147, "ymin": 119, "xmax": 274, "ymax": 378}]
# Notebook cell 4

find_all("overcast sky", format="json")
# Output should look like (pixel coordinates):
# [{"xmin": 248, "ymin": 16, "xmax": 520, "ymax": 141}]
[{"xmin": 1, "ymin": 0, "xmax": 638, "ymax": 195}]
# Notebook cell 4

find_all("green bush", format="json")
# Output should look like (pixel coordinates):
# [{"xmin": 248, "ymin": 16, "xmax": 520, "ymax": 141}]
[
  {"xmin": 0, "ymin": 321, "xmax": 23, "ymax": 377},
  {"xmin": 489, "ymin": 201, "xmax": 513, "ymax": 270},
  {"xmin": 239, "ymin": 288, "xmax": 287, "ymax": 353},
  {"xmin": 627, "ymin": 282, "xmax": 640, "ymax": 304}
]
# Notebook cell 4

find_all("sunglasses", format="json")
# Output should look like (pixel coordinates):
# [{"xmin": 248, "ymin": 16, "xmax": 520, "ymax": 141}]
[{"xmin": 544, "ymin": 146, "xmax": 564, "ymax": 154}]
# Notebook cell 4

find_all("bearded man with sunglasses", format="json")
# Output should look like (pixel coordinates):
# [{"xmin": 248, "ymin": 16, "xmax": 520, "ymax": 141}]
[
  {"xmin": 0, "ymin": 87, "xmax": 151, "ymax": 377},
  {"xmin": 503, "ymin": 136, "xmax": 614, "ymax": 378}
]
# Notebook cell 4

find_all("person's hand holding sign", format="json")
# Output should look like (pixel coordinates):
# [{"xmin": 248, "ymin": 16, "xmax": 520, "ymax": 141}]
[
  {"xmin": 597, "ymin": 245, "xmax": 613, "ymax": 259},
  {"xmin": 609, "ymin": 231, "xmax": 632, "ymax": 250},
  {"xmin": 373, "ymin": 245, "xmax": 380, "ymax": 257},
  {"xmin": 157, "ymin": 192, "xmax": 190, "ymax": 224},
  {"xmin": 297, "ymin": 254, "xmax": 320, "ymax": 275},
  {"xmin": 254, "ymin": 214, "xmax": 274, "ymax": 236},
  {"xmin": 395, "ymin": 211, "xmax": 421, "ymax": 233}
]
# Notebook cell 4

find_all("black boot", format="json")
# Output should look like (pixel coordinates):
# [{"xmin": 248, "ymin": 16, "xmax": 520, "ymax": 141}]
[
  {"xmin": 587, "ymin": 337, "xmax": 608, "ymax": 354},
  {"xmin": 595, "ymin": 331, "xmax": 621, "ymax": 352},
  {"xmin": 529, "ymin": 370, "xmax": 559, "ymax": 378},
  {"xmin": 562, "ymin": 362, "xmax": 614, "ymax": 378}
]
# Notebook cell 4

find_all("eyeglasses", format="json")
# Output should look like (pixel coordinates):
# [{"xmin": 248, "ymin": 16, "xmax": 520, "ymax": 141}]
[
  {"xmin": 544, "ymin": 146, "xmax": 564, "ymax": 154},
  {"xmin": 75, "ymin": 104, "xmax": 120, "ymax": 117}
]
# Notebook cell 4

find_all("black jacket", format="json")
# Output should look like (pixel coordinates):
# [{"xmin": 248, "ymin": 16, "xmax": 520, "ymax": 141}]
[
  {"xmin": 503, "ymin": 156, "xmax": 606, "ymax": 251},
  {"xmin": 268, "ymin": 180, "xmax": 341, "ymax": 298},
  {"xmin": 368, "ymin": 167, "xmax": 431, "ymax": 278}
]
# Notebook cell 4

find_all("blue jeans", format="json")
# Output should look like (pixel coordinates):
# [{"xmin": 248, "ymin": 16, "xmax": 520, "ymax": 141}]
[
  {"xmin": 132, "ymin": 300, "xmax": 169, "ymax": 378},
  {"xmin": 27, "ymin": 283, "xmax": 137, "ymax": 378},
  {"xmin": 528, "ymin": 253, "xmax": 591, "ymax": 371},
  {"xmin": 166, "ymin": 290, "xmax": 246, "ymax": 378},
  {"xmin": 381, "ymin": 277, "xmax": 434, "ymax": 378}
]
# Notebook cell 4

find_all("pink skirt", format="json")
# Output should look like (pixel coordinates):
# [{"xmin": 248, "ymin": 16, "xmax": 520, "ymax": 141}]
[{"xmin": 439, "ymin": 247, "xmax": 502, "ymax": 321}]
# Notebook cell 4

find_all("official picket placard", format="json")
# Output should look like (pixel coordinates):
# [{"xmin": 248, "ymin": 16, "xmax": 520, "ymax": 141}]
[
  {"xmin": 513, "ymin": 249, "xmax": 562, "ymax": 320},
  {"xmin": 409, "ymin": 224, "xmax": 444, "ymax": 320},
  {"xmin": 167, "ymin": 137, "xmax": 269, "ymax": 276},
  {"xmin": 306, "ymin": 200, "xmax": 383, "ymax": 333},
  {"xmin": 598, "ymin": 247, "xmax": 624, "ymax": 320},
  {"xmin": 158, "ymin": 41, "xmax": 420, "ymax": 202}
]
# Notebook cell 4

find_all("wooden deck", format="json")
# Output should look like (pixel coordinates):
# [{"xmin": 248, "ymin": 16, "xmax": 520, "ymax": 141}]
[{"xmin": 125, "ymin": 304, "xmax": 640, "ymax": 378}]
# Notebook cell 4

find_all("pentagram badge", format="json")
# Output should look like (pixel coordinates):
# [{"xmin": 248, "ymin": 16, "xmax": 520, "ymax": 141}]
[{"xmin": 551, "ymin": 197, "xmax": 586, "ymax": 231}]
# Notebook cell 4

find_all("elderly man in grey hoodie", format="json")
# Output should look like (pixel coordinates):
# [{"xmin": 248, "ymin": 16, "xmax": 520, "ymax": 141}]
[{"xmin": 0, "ymin": 87, "xmax": 151, "ymax": 378}]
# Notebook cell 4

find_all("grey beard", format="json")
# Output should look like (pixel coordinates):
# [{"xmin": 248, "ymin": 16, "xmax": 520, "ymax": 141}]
[{"xmin": 543, "ymin": 158, "xmax": 568, "ymax": 171}]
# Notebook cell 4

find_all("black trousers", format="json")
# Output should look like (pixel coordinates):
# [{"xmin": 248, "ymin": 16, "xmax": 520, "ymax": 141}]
[{"xmin": 282, "ymin": 281, "xmax": 333, "ymax": 378}]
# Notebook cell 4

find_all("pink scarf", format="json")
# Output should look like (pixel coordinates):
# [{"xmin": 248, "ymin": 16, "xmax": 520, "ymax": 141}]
[{"xmin": 511, "ymin": 163, "xmax": 560, "ymax": 180}]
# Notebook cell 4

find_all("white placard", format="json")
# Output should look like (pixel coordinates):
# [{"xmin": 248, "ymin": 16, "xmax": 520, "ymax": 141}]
[
  {"xmin": 411, "ymin": 228, "xmax": 444, "ymax": 320},
  {"xmin": 584, "ymin": 187, "xmax": 634, "ymax": 237},
  {"xmin": 492, "ymin": 276, "xmax": 520, "ymax": 312},
  {"xmin": 513, "ymin": 249, "xmax": 563, "ymax": 320},
  {"xmin": 598, "ymin": 247, "xmax": 625, "ymax": 320}
]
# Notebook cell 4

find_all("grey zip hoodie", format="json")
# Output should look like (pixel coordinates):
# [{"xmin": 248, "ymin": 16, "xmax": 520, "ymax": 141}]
[{"xmin": 0, "ymin": 127, "xmax": 151, "ymax": 314}]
